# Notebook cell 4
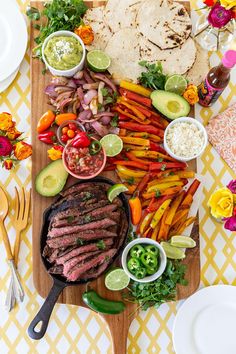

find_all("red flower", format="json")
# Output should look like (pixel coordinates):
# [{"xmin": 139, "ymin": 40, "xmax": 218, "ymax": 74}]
[
  {"xmin": 203, "ymin": 0, "xmax": 217, "ymax": 6},
  {"xmin": 208, "ymin": 3, "xmax": 233, "ymax": 28},
  {"xmin": 0, "ymin": 136, "xmax": 13, "ymax": 156},
  {"xmin": 4, "ymin": 159, "xmax": 13, "ymax": 170}
]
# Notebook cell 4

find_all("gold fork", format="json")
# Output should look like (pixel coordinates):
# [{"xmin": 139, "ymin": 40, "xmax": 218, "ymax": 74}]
[{"xmin": 13, "ymin": 187, "xmax": 31, "ymax": 266}]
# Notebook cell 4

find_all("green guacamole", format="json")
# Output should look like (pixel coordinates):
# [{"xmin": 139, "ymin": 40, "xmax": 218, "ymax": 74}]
[{"xmin": 44, "ymin": 36, "xmax": 83, "ymax": 70}]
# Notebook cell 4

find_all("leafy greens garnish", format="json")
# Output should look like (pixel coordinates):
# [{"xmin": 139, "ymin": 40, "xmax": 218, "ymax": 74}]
[
  {"xmin": 123, "ymin": 260, "xmax": 188, "ymax": 310},
  {"xmin": 138, "ymin": 61, "xmax": 167, "ymax": 90},
  {"xmin": 27, "ymin": 0, "xmax": 87, "ymax": 60},
  {"xmin": 96, "ymin": 240, "xmax": 106, "ymax": 250}
]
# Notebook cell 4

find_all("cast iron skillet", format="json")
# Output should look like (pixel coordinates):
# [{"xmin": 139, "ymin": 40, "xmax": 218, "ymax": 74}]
[{"xmin": 28, "ymin": 176, "xmax": 130, "ymax": 340}]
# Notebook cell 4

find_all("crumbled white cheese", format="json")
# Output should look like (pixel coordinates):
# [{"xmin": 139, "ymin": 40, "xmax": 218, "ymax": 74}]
[
  {"xmin": 54, "ymin": 40, "xmax": 73, "ymax": 60},
  {"xmin": 166, "ymin": 122, "xmax": 205, "ymax": 158}
]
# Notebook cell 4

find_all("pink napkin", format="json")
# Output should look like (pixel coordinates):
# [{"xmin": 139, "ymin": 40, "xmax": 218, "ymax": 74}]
[{"xmin": 206, "ymin": 103, "xmax": 236, "ymax": 174}]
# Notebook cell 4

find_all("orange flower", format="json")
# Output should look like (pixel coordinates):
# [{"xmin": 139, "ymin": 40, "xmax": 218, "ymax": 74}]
[
  {"xmin": 183, "ymin": 84, "xmax": 199, "ymax": 105},
  {"xmin": 0, "ymin": 112, "xmax": 14, "ymax": 131},
  {"xmin": 14, "ymin": 141, "xmax": 32, "ymax": 160},
  {"xmin": 74, "ymin": 24, "xmax": 94, "ymax": 45},
  {"xmin": 4, "ymin": 159, "xmax": 13, "ymax": 170},
  {"xmin": 47, "ymin": 146, "xmax": 63, "ymax": 160},
  {"xmin": 6, "ymin": 124, "xmax": 22, "ymax": 140}
]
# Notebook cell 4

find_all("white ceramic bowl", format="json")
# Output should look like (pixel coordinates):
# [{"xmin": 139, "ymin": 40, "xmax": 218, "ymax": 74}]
[
  {"xmin": 42, "ymin": 30, "xmax": 86, "ymax": 77},
  {"xmin": 164, "ymin": 117, "xmax": 208, "ymax": 162},
  {"xmin": 121, "ymin": 238, "xmax": 167, "ymax": 283}
]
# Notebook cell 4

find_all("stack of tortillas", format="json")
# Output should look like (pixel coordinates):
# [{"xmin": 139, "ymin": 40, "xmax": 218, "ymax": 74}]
[{"xmin": 84, "ymin": 0, "xmax": 209, "ymax": 84}]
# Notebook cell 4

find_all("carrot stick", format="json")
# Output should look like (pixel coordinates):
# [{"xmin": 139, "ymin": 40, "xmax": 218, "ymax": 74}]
[
  {"xmin": 176, "ymin": 216, "xmax": 197, "ymax": 234},
  {"xmin": 185, "ymin": 179, "xmax": 200, "ymax": 197},
  {"xmin": 171, "ymin": 209, "xmax": 189, "ymax": 227},
  {"xmin": 165, "ymin": 192, "xmax": 185, "ymax": 226},
  {"xmin": 158, "ymin": 207, "xmax": 170, "ymax": 241}
]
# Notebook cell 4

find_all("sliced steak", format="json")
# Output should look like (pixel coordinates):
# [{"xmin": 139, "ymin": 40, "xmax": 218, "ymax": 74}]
[
  {"xmin": 80, "ymin": 261, "xmax": 110, "ymax": 281},
  {"xmin": 67, "ymin": 249, "xmax": 117, "ymax": 281},
  {"xmin": 63, "ymin": 251, "xmax": 102, "ymax": 275},
  {"xmin": 47, "ymin": 229, "xmax": 117, "ymax": 249},
  {"xmin": 48, "ymin": 249, "xmax": 60, "ymax": 263},
  {"xmin": 56, "ymin": 238, "xmax": 114, "ymax": 265},
  {"xmin": 60, "ymin": 183, "xmax": 100, "ymax": 197},
  {"xmin": 42, "ymin": 245, "xmax": 53, "ymax": 258},
  {"xmin": 48, "ymin": 265, "xmax": 63, "ymax": 275},
  {"xmin": 114, "ymin": 210, "xmax": 128, "ymax": 251},
  {"xmin": 52, "ymin": 204, "xmax": 118, "ymax": 228},
  {"xmin": 48, "ymin": 218, "xmax": 116, "ymax": 238}
]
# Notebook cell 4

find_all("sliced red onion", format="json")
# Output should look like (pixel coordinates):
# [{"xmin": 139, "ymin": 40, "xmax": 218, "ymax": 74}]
[
  {"xmin": 77, "ymin": 87, "xmax": 84, "ymax": 101},
  {"xmin": 81, "ymin": 103, "xmax": 90, "ymax": 110},
  {"xmin": 56, "ymin": 91, "xmax": 73, "ymax": 103},
  {"xmin": 90, "ymin": 97, "xmax": 98, "ymax": 115},
  {"xmin": 100, "ymin": 116, "xmax": 111, "ymax": 125},
  {"xmin": 84, "ymin": 69, "xmax": 94, "ymax": 83},
  {"xmin": 94, "ymin": 112, "xmax": 115, "ymax": 118},
  {"xmin": 74, "ymin": 79, "xmax": 87, "ymax": 85},
  {"xmin": 55, "ymin": 86, "xmax": 74, "ymax": 93},
  {"xmin": 45, "ymin": 84, "xmax": 58, "ymax": 98},
  {"xmin": 73, "ymin": 71, "xmax": 83, "ymax": 79},
  {"xmin": 109, "ymin": 126, "xmax": 120, "ymax": 135},
  {"xmin": 84, "ymin": 90, "xmax": 98, "ymax": 105},
  {"xmin": 51, "ymin": 77, "xmax": 68, "ymax": 85},
  {"xmin": 93, "ymin": 73, "xmax": 117, "ymax": 92},
  {"xmin": 59, "ymin": 98, "xmax": 73, "ymax": 111},
  {"xmin": 98, "ymin": 81, "xmax": 105, "ymax": 105},
  {"xmin": 83, "ymin": 83, "xmax": 99, "ymax": 90},
  {"xmin": 67, "ymin": 79, "xmax": 77, "ymax": 89},
  {"xmin": 91, "ymin": 121, "xmax": 109, "ymax": 137},
  {"xmin": 78, "ymin": 109, "xmax": 92, "ymax": 121}
]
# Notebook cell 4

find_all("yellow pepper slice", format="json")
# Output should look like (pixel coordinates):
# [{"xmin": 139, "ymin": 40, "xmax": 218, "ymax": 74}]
[
  {"xmin": 140, "ymin": 212, "xmax": 155, "ymax": 235},
  {"xmin": 131, "ymin": 150, "xmax": 172, "ymax": 161},
  {"xmin": 147, "ymin": 181, "xmax": 184, "ymax": 193},
  {"xmin": 121, "ymin": 136, "xmax": 150, "ymax": 147},
  {"xmin": 147, "ymin": 176, "xmax": 180, "ymax": 188},
  {"xmin": 116, "ymin": 164, "xmax": 147, "ymax": 178},
  {"xmin": 150, "ymin": 199, "xmax": 171, "ymax": 229},
  {"xmin": 120, "ymin": 81, "xmax": 152, "ymax": 97}
]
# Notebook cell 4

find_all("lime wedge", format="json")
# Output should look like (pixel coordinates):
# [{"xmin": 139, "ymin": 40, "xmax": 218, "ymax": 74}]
[
  {"xmin": 170, "ymin": 236, "xmax": 196, "ymax": 248},
  {"xmin": 100, "ymin": 134, "xmax": 123, "ymax": 157},
  {"xmin": 164, "ymin": 75, "xmax": 188, "ymax": 95},
  {"xmin": 160, "ymin": 242, "xmax": 185, "ymax": 260},
  {"xmin": 107, "ymin": 183, "xmax": 128, "ymax": 202},
  {"xmin": 87, "ymin": 50, "xmax": 111, "ymax": 72},
  {"xmin": 105, "ymin": 268, "xmax": 130, "ymax": 291}
]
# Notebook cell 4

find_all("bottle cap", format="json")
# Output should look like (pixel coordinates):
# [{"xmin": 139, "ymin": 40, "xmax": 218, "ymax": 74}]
[{"xmin": 222, "ymin": 50, "xmax": 236, "ymax": 69}]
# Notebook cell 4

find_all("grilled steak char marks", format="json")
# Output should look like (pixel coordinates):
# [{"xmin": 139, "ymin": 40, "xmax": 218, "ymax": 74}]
[{"xmin": 43, "ymin": 181, "xmax": 129, "ymax": 282}]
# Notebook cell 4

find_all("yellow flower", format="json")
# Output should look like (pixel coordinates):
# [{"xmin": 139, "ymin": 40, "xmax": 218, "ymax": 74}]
[
  {"xmin": 14, "ymin": 141, "xmax": 32, "ymax": 161},
  {"xmin": 0, "ymin": 112, "xmax": 14, "ymax": 131},
  {"xmin": 183, "ymin": 84, "xmax": 199, "ymax": 105},
  {"xmin": 220, "ymin": 0, "xmax": 236, "ymax": 9},
  {"xmin": 47, "ymin": 146, "xmax": 63, "ymax": 160},
  {"xmin": 6, "ymin": 124, "xmax": 22, "ymax": 140},
  {"xmin": 208, "ymin": 187, "xmax": 234, "ymax": 218}
]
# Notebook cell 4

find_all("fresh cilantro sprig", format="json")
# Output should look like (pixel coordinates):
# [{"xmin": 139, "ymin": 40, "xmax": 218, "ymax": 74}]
[
  {"xmin": 26, "ymin": 0, "xmax": 88, "ymax": 60},
  {"xmin": 123, "ymin": 260, "xmax": 188, "ymax": 310},
  {"xmin": 138, "ymin": 61, "xmax": 167, "ymax": 90}
]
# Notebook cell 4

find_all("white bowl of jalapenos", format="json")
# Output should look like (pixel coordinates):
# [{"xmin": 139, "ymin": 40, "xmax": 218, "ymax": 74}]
[{"xmin": 122, "ymin": 238, "xmax": 167, "ymax": 283}]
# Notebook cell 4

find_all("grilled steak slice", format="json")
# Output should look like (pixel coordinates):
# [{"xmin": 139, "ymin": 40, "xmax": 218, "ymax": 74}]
[
  {"xmin": 114, "ymin": 210, "xmax": 128, "ymax": 251},
  {"xmin": 42, "ymin": 245, "xmax": 53, "ymax": 258},
  {"xmin": 47, "ymin": 230, "xmax": 117, "ymax": 249},
  {"xmin": 60, "ymin": 182, "xmax": 108, "ymax": 197},
  {"xmin": 48, "ymin": 249, "xmax": 60, "ymax": 263},
  {"xmin": 48, "ymin": 265, "xmax": 63, "ymax": 275},
  {"xmin": 67, "ymin": 249, "xmax": 117, "ymax": 281},
  {"xmin": 80, "ymin": 261, "xmax": 110, "ymax": 281},
  {"xmin": 56, "ymin": 238, "xmax": 114, "ymax": 265},
  {"xmin": 52, "ymin": 204, "xmax": 118, "ymax": 228},
  {"xmin": 48, "ymin": 218, "xmax": 116, "ymax": 238},
  {"xmin": 63, "ymin": 251, "xmax": 102, "ymax": 275}
]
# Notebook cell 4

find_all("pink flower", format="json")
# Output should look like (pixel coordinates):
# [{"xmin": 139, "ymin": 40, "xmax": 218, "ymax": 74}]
[
  {"xmin": 227, "ymin": 180, "xmax": 236, "ymax": 194},
  {"xmin": 208, "ymin": 3, "xmax": 233, "ymax": 28},
  {"xmin": 224, "ymin": 216, "xmax": 236, "ymax": 231},
  {"xmin": 0, "ymin": 136, "xmax": 13, "ymax": 156}
]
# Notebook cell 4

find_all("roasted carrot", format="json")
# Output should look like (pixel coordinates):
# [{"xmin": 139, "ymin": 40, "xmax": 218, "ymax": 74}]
[
  {"xmin": 171, "ymin": 209, "xmax": 189, "ymax": 227},
  {"xmin": 185, "ymin": 179, "xmax": 201, "ymax": 197},
  {"xmin": 165, "ymin": 192, "xmax": 185, "ymax": 225},
  {"xmin": 119, "ymin": 128, "xmax": 127, "ymax": 136},
  {"xmin": 176, "ymin": 217, "xmax": 197, "ymax": 234},
  {"xmin": 158, "ymin": 207, "xmax": 170, "ymax": 241},
  {"xmin": 114, "ymin": 107, "xmax": 151, "ymax": 124}
]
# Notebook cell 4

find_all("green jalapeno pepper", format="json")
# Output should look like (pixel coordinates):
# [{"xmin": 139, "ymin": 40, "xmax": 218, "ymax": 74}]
[
  {"xmin": 127, "ymin": 257, "xmax": 140, "ymax": 274},
  {"xmin": 145, "ymin": 245, "xmax": 159, "ymax": 256},
  {"xmin": 140, "ymin": 252, "xmax": 157, "ymax": 269},
  {"xmin": 134, "ymin": 267, "xmax": 147, "ymax": 279},
  {"xmin": 146, "ymin": 266, "xmax": 158, "ymax": 275},
  {"xmin": 82, "ymin": 289, "xmax": 125, "ymax": 315},
  {"xmin": 89, "ymin": 140, "xmax": 102, "ymax": 155},
  {"xmin": 130, "ymin": 245, "xmax": 145, "ymax": 259}
]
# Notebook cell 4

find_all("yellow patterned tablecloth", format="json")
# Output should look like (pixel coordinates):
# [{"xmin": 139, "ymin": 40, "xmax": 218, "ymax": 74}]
[{"xmin": 0, "ymin": 1, "xmax": 235, "ymax": 353}]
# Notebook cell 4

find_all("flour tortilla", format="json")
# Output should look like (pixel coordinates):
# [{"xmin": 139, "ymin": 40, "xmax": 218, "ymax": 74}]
[
  {"xmin": 104, "ymin": 0, "xmax": 142, "ymax": 33},
  {"xmin": 105, "ymin": 29, "xmax": 143, "ymax": 82},
  {"xmin": 136, "ymin": 0, "xmax": 192, "ymax": 49},
  {"xmin": 83, "ymin": 6, "xmax": 113, "ymax": 51},
  {"xmin": 139, "ymin": 37, "xmax": 197, "ymax": 75},
  {"xmin": 186, "ymin": 43, "xmax": 209, "ymax": 85}
]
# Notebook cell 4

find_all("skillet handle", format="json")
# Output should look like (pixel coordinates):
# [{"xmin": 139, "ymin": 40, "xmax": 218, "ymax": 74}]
[{"xmin": 28, "ymin": 280, "xmax": 66, "ymax": 340}]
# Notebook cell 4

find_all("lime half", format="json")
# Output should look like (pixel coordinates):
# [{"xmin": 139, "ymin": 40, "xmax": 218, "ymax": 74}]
[
  {"xmin": 105, "ymin": 268, "xmax": 130, "ymax": 291},
  {"xmin": 170, "ymin": 236, "xmax": 196, "ymax": 248},
  {"xmin": 107, "ymin": 183, "xmax": 128, "ymax": 202},
  {"xmin": 160, "ymin": 242, "xmax": 185, "ymax": 260},
  {"xmin": 164, "ymin": 75, "xmax": 188, "ymax": 95},
  {"xmin": 100, "ymin": 134, "xmax": 123, "ymax": 157},
  {"xmin": 87, "ymin": 50, "xmax": 111, "ymax": 72}
]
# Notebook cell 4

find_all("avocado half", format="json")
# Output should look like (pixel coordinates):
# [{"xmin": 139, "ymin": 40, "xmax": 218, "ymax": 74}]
[
  {"xmin": 35, "ymin": 159, "xmax": 68, "ymax": 197},
  {"xmin": 151, "ymin": 90, "xmax": 190, "ymax": 120}
]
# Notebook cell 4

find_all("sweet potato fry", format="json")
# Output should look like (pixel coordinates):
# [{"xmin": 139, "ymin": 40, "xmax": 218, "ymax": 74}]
[
  {"xmin": 165, "ymin": 191, "xmax": 185, "ymax": 225},
  {"xmin": 158, "ymin": 207, "xmax": 170, "ymax": 241},
  {"xmin": 176, "ymin": 216, "xmax": 197, "ymax": 235},
  {"xmin": 185, "ymin": 179, "xmax": 200, "ymax": 197},
  {"xmin": 180, "ymin": 194, "xmax": 193, "ymax": 208},
  {"xmin": 169, "ymin": 215, "xmax": 188, "ymax": 237},
  {"xmin": 171, "ymin": 209, "xmax": 189, "ymax": 227}
]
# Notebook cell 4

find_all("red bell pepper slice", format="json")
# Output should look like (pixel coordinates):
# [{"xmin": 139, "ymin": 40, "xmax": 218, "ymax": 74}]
[
  {"xmin": 149, "ymin": 162, "xmax": 187, "ymax": 171},
  {"xmin": 118, "ymin": 121, "xmax": 164, "ymax": 137},
  {"xmin": 119, "ymin": 88, "xmax": 152, "ymax": 107}
]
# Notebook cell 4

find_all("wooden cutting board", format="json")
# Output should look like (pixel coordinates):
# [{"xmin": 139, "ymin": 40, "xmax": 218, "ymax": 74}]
[{"xmin": 30, "ymin": 1, "xmax": 199, "ymax": 353}]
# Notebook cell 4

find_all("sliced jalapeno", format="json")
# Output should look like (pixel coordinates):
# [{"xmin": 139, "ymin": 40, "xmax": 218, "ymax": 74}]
[
  {"xmin": 89, "ymin": 140, "xmax": 102, "ymax": 155},
  {"xmin": 135, "ymin": 267, "xmax": 147, "ymax": 279},
  {"xmin": 140, "ymin": 252, "xmax": 157, "ymax": 269},
  {"xmin": 127, "ymin": 257, "xmax": 140, "ymax": 274},
  {"xmin": 130, "ymin": 245, "xmax": 145, "ymax": 259},
  {"xmin": 146, "ymin": 266, "xmax": 158, "ymax": 275},
  {"xmin": 145, "ymin": 245, "xmax": 159, "ymax": 256}
]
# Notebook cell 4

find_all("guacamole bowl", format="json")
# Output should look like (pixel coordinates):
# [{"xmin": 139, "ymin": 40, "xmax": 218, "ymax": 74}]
[{"xmin": 42, "ymin": 30, "xmax": 86, "ymax": 77}]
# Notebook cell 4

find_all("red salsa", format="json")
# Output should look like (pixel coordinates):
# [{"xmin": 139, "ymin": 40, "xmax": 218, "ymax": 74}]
[{"xmin": 65, "ymin": 146, "xmax": 104, "ymax": 177}]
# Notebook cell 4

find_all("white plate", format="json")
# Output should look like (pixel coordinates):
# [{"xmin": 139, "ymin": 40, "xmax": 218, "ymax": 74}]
[
  {"xmin": 173, "ymin": 285, "xmax": 236, "ymax": 354},
  {"xmin": 0, "ymin": 66, "xmax": 19, "ymax": 93},
  {"xmin": 0, "ymin": 0, "xmax": 27, "ymax": 81}
]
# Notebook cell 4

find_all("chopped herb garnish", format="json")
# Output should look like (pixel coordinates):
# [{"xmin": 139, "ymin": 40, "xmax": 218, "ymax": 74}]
[
  {"xmin": 67, "ymin": 215, "xmax": 75, "ymax": 224},
  {"xmin": 161, "ymin": 164, "xmax": 167, "ymax": 171},
  {"xmin": 155, "ymin": 190, "xmax": 161, "ymax": 198},
  {"xmin": 84, "ymin": 215, "xmax": 91, "ymax": 223},
  {"xmin": 127, "ymin": 229, "xmax": 138, "ymax": 244},
  {"xmin": 157, "ymin": 158, "xmax": 163, "ymax": 162},
  {"xmin": 105, "ymin": 256, "xmax": 110, "ymax": 262},
  {"xmin": 101, "ymin": 88, "xmax": 109, "ymax": 97},
  {"xmin": 76, "ymin": 238, "xmax": 84, "ymax": 246},
  {"xmin": 42, "ymin": 68, "xmax": 47, "ymax": 75},
  {"xmin": 96, "ymin": 240, "xmax": 106, "ymax": 250},
  {"xmin": 127, "ymin": 177, "xmax": 135, "ymax": 185},
  {"xmin": 97, "ymin": 103, "xmax": 103, "ymax": 112},
  {"xmin": 138, "ymin": 61, "xmax": 167, "ymax": 90},
  {"xmin": 110, "ymin": 113, "xmax": 119, "ymax": 127},
  {"xmin": 82, "ymin": 192, "xmax": 92, "ymax": 201},
  {"xmin": 170, "ymin": 171, "xmax": 175, "ymax": 176}
]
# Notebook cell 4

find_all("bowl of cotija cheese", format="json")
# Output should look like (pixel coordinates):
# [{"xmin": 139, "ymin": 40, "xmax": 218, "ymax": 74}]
[{"xmin": 164, "ymin": 117, "xmax": 208, "ymax": 162}]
